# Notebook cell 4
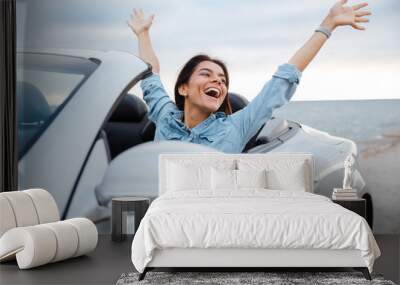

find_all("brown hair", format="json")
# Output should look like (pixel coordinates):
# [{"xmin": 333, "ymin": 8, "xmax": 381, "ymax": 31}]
[{"xmin": 174, "ymin": 54, "xmax": 232, "ymax": 115}]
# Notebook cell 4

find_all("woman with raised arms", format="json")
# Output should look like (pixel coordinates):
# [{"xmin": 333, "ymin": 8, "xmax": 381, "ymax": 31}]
[{"xmin": 127, "ymin": 0, "xmax": 371, "ymax": 153}]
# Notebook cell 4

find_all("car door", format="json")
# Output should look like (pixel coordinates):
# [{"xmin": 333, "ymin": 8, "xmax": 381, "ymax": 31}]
[{"xmin": 18, "ymin": 50, "xmax": 150, "ymax": 218}]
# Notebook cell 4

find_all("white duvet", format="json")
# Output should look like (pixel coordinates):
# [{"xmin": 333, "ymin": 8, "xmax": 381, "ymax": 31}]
[{"xmin": 131, "ymin": 190, "xmax": 380, "ymax": 273}]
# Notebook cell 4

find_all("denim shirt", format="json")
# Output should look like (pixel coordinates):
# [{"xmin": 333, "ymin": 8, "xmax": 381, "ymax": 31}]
[{"xmin": 140, "ymin": 63, "xmax": 302, "ymax": 153}]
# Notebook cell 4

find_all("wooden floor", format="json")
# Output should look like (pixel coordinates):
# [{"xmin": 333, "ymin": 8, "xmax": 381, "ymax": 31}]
[{"xmin": 0, "ymin": 235, "xmax": 398, "ymax": 285}]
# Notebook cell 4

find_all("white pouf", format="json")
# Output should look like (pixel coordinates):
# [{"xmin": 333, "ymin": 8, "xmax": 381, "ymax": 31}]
[{"xmin": 0, "ymin": 189, "xmax": 98, "ymax": 269}]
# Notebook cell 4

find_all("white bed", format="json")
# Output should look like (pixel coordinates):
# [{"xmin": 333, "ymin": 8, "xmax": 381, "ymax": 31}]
[{"xmin": 131, "ymin": 153, "xmax": 380, "ymax": 280}]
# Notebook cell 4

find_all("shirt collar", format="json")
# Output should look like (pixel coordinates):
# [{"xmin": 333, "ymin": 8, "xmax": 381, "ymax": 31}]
[{"xmin": 171, "ymin": 110, "xmax": 226, "ymax": 128}]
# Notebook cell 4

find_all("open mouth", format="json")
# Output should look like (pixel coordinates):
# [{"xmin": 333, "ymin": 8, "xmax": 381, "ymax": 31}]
[{"xmin": 204, "ymin": 87, "xmax": 221, "ymax": 98}]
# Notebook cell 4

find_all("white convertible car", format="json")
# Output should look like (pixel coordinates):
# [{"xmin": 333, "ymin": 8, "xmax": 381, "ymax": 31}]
[{"xmin": 17, "ymin": 49, "xmax": 372, "ymax": 227}]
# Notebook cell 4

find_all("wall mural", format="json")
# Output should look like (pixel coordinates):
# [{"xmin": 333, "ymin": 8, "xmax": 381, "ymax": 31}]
[{"xmin": 16, "ymin": 0, "xmax": 399, "ymax": 234}]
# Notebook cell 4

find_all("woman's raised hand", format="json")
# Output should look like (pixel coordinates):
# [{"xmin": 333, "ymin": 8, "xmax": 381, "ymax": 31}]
[
  {"xmin": 127, "ymin": 9, "xmax": 154, "ymax": 36},
  {"xmin": 327, "ymin": 0, "xmax": 371, "ymax": 30},
  {"xmin": 127, "ymin": 8, "xmax": 160, "ymax": 73}
]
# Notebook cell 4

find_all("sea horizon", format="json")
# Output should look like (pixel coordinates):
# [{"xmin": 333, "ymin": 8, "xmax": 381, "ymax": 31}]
[{"xmin": 273, "ymin": 98, "xmax": 400, "ymax": 144}]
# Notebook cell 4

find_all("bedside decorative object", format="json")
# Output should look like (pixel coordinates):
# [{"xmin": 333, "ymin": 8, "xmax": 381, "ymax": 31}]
[
  {"xmin": 342, "ymin": 154, "xmax": 355, "ymax": 190},
  {"xmin": 332, "ymin": 154, "xmax": 358, "ymax": 200},
  {"xmin": 111, "ymin": 197, "xmax": 150, "ymax": 242},
  {"xmin": 332, "ymin": 187, "xmax": 358, "ymax": 200}
]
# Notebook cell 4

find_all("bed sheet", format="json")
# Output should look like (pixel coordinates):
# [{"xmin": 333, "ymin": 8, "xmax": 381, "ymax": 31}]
[{"xmin": 131, "ymin": 190, "xmax": 380, "ymax": 273}]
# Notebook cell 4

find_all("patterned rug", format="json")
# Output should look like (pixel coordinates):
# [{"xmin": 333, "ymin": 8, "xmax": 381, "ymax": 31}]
[{"xmin": 116, "ymin": 271, "xmax": 396, "ymax": 285}]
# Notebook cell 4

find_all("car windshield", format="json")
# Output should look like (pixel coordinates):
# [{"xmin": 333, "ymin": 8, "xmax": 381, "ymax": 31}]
[{"xmin": 17, "ymin": 52, "xmax": 99, "ymax": 158}]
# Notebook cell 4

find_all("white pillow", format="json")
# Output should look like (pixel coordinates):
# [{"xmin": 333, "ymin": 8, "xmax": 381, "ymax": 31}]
[
  {"xmin": 211, "ymin": 168, "xmax": 268, "ymax": 190},
  {"xmin": 237, "ymin": 158, "xmax": 310, "ymax": 192},
  {"xmin": 211, "ymin": 168, "xmax": 236, "ymax": 190},
  {"xmin": 236, "ymin": 169, "xmax": 268, "ymax": 189},
  {"xmin": 167, "ymin": 163, "xmax": 211, "ymax": 192},
  {"xmin": 266, "ymin": 162, "xmax": 307, "ymax": 191}
]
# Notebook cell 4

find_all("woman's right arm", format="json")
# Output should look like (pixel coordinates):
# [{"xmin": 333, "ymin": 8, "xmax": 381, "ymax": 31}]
[
  {"xmin": 127, "ymin": 9, "xmax": 160, "ymax": 73},
  {"xmin": 127, "ymin": 9, "xmax": 177, "ymax": 124}
]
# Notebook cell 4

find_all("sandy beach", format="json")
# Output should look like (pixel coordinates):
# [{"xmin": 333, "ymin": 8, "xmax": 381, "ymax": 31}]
[{"xmin": 356, "ymin": 130, "xmax": 400, "ymax": 234}]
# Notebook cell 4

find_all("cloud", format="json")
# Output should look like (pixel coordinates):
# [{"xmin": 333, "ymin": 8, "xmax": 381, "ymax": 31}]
[{"xmin": 17, "ymin": 0, "xmax": 400, "ymax": 100}]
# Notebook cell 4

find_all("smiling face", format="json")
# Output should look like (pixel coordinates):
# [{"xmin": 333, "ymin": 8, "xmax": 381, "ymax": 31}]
[{"xmin": 178, "ymin": 60, "xmax": 228, "ymax": 114}]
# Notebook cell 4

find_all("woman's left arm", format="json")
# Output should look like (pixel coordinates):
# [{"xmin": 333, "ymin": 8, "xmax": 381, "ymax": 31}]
[{"xmin": 288, "ymin": 0, "xmax": 371, "ymax": 72}]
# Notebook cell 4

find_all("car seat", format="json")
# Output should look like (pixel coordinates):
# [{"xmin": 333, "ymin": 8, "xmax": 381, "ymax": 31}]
[{"xmin": 103, "ymin": 95, "xmax": 151, "ymax": 159}]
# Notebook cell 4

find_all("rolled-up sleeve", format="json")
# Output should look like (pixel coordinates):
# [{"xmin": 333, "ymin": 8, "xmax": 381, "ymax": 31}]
[
  {"xmin": 140, "ymin": 73, "xmax": 178, "ymax": 124},
  {"xmin": 230, "ymin": 63, "xmax": 302, "ymax": 146}
]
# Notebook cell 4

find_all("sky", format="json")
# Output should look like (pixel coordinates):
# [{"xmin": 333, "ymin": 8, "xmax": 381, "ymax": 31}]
[{"xmin": 16, "ymin": 0, "xmax": 400, "ymax": 101}]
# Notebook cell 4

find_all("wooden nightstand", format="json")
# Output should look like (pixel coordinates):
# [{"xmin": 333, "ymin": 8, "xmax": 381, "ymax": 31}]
[{"xmin": 332, "ymin": 198, "xmax": 372, "ymax": 229}]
